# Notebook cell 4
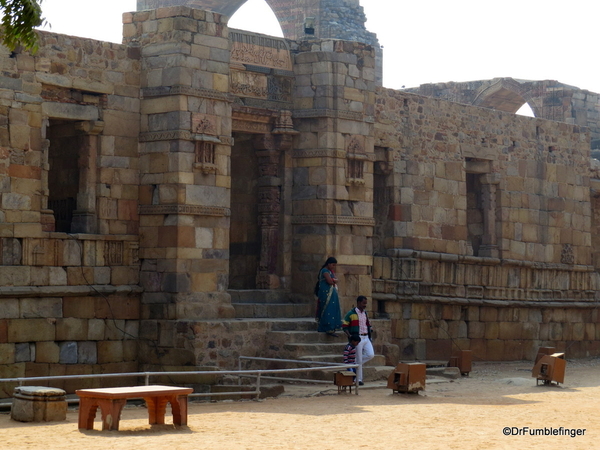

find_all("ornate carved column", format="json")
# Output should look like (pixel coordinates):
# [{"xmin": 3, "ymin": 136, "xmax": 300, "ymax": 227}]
[
  {"xmin": 479, "ymin": 173, "xmax": 501, "ymax": 258},
  {"xmin": 254, "ymin": 117, "xmax": 296, "ymax": 289}
]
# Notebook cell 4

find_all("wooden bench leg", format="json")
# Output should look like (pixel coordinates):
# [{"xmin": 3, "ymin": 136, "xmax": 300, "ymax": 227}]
[
  {"xmin": 79, "ymin": 397, "xmax": 126, "ymax": 431},
  {"xmin": 169, "ymin": 394, "xmax": 189, "ymax": 426},
  {"xmin": 99, "ymin": 398, "xmax": 127, "ymax": 431},
  {"xmin": 145, "ymin": 396, "xmax": 169, "ymax": 425},
  {"xmin": 78, "ymin": 397, "xmax": 98, "ymax": 430}
]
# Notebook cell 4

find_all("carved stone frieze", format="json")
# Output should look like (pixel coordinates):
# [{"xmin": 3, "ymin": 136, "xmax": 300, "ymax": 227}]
[
  {"xmin": 232, "ymin": 119, "xmax": 271, "ymax": 134},
  {"xmin": 105, "ymin": 241, "xmax": 124, "ymax": 266},
  {"xmin": 230, "ymin": 70, "xmax": 269, "ymax": 99},
  {"xmin": 138, "ymin": 204, "xmax": 231, "ymax": 217},
  {"xmin": 292, "ymin": 215, "xmax": 376, "ymax": 226},
  {"xmin": 139, "ymin": 130, "xmax": 193, "ymax": 142},
  {"xmin": 192, "ymin": 114, "xmax": 218, "ymax": 135},
  {"xmin": 230, "ymin": 31, "xmax": 292, "ymax": 71}
]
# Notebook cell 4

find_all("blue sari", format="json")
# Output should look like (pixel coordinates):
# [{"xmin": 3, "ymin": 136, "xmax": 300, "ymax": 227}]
[{"xmin": 316, "ymin": 268, "xmax": 342, "ymax": 333}]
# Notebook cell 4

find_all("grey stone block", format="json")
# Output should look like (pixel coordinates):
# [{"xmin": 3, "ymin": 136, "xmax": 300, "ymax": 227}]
[
  {"xmin": 59, "ymin": 341, "xmax": 78, "ymax": 364},
  {"xmin": 11, "ymin": 386, "xmax": 67, "ymax": 422}
]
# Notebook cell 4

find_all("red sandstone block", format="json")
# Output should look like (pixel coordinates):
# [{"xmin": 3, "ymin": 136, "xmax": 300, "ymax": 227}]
[
  {"xmin": 63, "ymin": 297, "xmax": 96, "ymax": 319},
  {"xmin": 486, "ymin": 340, "xmax": 505, "ymax": 361},
  {"xmin": 94, "ymin": 296, "xmax": 140, "ymax": 320},
  {"xmin": 158, "ymin": 226, "xmax": 178, "ymax": 247},
  {"xmin": 8, "ymin": 164, "xmax": 41, "ymax": 179},
  {"xmin": 425, "ymin": 339, "xmax": 451, "ymax": 360},
  {"xmin": 118, "ymin": 199, "xmax": 139, "ymax": 221}
]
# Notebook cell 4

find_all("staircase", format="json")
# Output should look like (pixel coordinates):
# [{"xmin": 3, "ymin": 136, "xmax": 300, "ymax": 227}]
[
  {"xmin": 229, "ymin": 290, "xmax": 393, "ymax": 382},
  {"xmin": 230, "ymin": 290, "xmax": 313, "ymax": 318}
]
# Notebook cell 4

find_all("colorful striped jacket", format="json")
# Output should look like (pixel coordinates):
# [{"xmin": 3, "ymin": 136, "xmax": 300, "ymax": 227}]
[{"xmin": 342, "ymin": 307, "xmax": 372, "ymax": 338}]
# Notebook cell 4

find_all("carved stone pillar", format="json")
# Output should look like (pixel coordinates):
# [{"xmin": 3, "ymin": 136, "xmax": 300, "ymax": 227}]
[
  {"xmin": 71, "ymin": 120, "xmax": 104, "ymax": 234},
  {"xmin": 254, "ymin": 132, "xmax": 294, "ymax": 289},
  {"xmin": 479, "ymin": 173, "xmax": 501, "ymax": 258}
]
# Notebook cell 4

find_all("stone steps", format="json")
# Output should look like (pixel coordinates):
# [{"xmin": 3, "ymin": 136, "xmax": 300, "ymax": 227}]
[
  {"xmin": 232, "ymin": 302, "xmax": 313, "ymax": 319},
  {"xmin": 230, "ymin": 290, "xmax": 313, "ymax": 319}
]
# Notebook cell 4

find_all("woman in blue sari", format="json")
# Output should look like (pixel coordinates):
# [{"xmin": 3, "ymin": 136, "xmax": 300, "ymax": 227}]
[{"xmin": 315, "ymin": 256, "xmax": 342, "ymax": 337}]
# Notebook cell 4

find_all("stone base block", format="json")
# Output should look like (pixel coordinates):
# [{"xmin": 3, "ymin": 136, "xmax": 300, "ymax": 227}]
[{"xmin": 11, "ymin": 386, "xmax": 67, "ymax": 422}]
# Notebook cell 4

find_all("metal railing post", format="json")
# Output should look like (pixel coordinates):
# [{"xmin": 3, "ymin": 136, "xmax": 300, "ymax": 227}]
[{"xmin": 256, "ymin": 372, "xmax": 261, "ymax": 400}]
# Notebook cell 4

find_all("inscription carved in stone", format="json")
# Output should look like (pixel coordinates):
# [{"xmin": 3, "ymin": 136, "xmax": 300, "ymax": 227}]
[
  {"xmin": 230, "ymin": 31, "xmax": 292, "ymax": 70},
  {"xmin": 230, "ymin": 70, "xmax": 268, "ymax": 99}
]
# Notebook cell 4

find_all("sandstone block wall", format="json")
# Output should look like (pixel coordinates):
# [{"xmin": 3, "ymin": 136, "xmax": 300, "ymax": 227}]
[
  {"xmin": 375, "ymin": 89, "xmax": 592, "ymax": 265},
  {"xmin": 372, "ymin": 89, "xmax": 600, "ymax": 360},
  {"xmin": 291, "ymin": 39, "xmax": 376, "ymax": 313},
  {"xmin": 0, "ymin": 32, "xmax": 142, "ymax": 394}
]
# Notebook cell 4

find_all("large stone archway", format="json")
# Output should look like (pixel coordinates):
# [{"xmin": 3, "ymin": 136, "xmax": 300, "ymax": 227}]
[
  {"xmin": 407, "ymin": 78, "xmax": 600, "ymax": 145},
  {"xmin": 137, "ymin": 0, "xmax": 382, "ymax": 83}
]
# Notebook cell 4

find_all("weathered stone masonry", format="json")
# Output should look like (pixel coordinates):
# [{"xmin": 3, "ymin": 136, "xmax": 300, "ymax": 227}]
[{"xmin": 2, "ymin": 4, "xmax": 600, "ymax": 397}]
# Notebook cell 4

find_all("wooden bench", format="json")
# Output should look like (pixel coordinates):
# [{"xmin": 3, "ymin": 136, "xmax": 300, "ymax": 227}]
[{"xmin": 76, "ymin": 385, "xmax": 193, "ymax": 431}]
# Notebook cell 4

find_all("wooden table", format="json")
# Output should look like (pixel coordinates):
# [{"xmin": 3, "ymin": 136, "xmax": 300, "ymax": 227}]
[{"xmin": 76, "ymin": 385, "xmax": 194, "ymax": 431}]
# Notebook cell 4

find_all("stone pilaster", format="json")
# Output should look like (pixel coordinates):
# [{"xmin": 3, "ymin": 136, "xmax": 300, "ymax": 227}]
[
  {"xmin": 291, "ymin": 39, "xmax": 376, "ymax": 311},
  {"xmin": 129, "ymin": 7, "xmax": 234, "ymax": 322},
  {"xmin": 479, "ymin": 173, "xmax": 501, "ymax": 258}
]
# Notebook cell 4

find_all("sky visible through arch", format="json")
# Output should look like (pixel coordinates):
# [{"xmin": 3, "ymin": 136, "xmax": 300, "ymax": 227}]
[{"xmin": 36, "ymin": 0, "xmax": 598, "ymax": 117}]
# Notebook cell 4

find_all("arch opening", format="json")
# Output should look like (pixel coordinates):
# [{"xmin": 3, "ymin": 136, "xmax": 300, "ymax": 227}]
[
  {"xmin": 228, "ymin": 0, "xmax": 284, "ymax": 37},
  {"xmin": 478, "ymin": 87, "xmax": 529, "ymax": 115}
]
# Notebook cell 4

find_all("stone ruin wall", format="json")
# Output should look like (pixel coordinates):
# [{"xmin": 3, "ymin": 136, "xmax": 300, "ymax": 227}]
[
  {"xmin": 372, "ymin": 88, "xmax": 600, "ymax": 361},
  {"xmin": 407, "ymin": 79, "xmax": 600, "ymax": 149},
  {"xmin": 0, "ymin": 31, "xmax": 142, "ymax": 395},
  {"xmin": 3, "ymin": 4, "xmax": 600, "ymax": 397}
]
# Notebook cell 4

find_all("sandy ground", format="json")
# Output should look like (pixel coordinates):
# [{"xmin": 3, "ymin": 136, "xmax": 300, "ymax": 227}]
[{"xmin": 1, "ymin": 359, "xmax": 599, "ymax": 450}]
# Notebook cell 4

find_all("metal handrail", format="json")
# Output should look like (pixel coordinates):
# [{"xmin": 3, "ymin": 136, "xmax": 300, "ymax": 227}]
[{"xmin": 0, "ymin": 362, "xmax": 359, "ymax": 400}]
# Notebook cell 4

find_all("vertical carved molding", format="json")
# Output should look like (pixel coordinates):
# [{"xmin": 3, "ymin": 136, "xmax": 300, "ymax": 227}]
[
  {"xmin": 479, "ymin": 173, "xmax": 501, "ymax": 258},
  {"xmin": 254, "ymin": 133, "xmax": 294, "ymax": 289}
]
